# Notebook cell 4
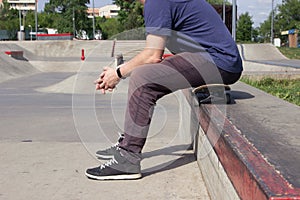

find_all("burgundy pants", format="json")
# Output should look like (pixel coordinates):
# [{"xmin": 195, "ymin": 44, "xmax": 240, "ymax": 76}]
[{"xmin": 119, "ymin": 52, "xmax": 241, "ymax": 162}]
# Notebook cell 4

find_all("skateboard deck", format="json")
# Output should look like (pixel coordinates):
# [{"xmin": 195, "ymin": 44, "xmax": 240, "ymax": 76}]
[{"xmin": 192, "ymin": 84, "xmax": 231, "ymax": 104}]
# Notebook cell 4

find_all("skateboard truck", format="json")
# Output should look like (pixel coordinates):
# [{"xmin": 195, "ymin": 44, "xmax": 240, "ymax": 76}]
[{"xmin": 192, "ymin": 84, "xmax": 231, "ymax": 104}]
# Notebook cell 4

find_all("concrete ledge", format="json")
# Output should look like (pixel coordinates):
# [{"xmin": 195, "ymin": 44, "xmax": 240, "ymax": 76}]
[
  {"xmin": 4, "ymin": 51, "xmax": 26, "ymax": 60},
  {"xmin": 183, "ymin": 82, "xmax": 300, "ymax": 200},
  {"xmin": 180, "ymin": 90, "xmax": 240, "ymax": 200}
]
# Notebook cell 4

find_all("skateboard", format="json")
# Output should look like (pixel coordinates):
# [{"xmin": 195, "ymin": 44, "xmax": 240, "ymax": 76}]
[{"xmin": 192, "ymin": 84, "xmax": 231, "ymax": 104}]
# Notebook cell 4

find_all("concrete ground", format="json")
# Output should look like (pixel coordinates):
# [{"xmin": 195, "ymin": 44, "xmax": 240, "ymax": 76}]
[
  {"xmin": 0, "ymin": 41, "xmax": 210, "ymax": 200},
  {"xmin": 0, "ymin": 74, "xmax": 209, "ymax": 200}
]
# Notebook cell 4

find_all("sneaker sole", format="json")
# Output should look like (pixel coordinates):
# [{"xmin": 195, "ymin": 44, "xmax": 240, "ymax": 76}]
[
  {"xmin": 85, "ymin": 172, "xmax": 142, "ymax": 180},
  {"xmin": 95, "ymin": 154, "xmax": 114, "ymax": 159}
]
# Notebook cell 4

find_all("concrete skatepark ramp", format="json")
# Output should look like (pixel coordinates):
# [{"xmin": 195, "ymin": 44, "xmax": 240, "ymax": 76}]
[
  {"xmin": 1, "ymin": 41, "xmax": 299, "ymax": 85},
  {"xmin": 240, "ymin": 43, "xmax": 288, "ymax": 61},
  {"xmin": 241, "ymin": 43, "xmax": 300, "ymax": 69},
  {"xmin": 0, "ymin": 40, "xmax": 116, "ymax": 84},
  {"xmin": 0, "ymin": 43, "xmax": 39, "ymax": 83},
  {"xmin": 0, "ymin": 40, "xmax": 147, "ymax": 93},
  {"xmin": 238, "ymin": 43, "xmax": 300, "ymax": 75}
]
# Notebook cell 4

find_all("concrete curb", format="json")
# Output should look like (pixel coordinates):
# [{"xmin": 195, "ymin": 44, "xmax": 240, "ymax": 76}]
[{"xmin": 182, "ymin": 82, "xmax": 300, "ymax": 199}]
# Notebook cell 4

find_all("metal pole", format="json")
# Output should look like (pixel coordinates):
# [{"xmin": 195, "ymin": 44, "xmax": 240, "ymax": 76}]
[
  {"xmin": 35, "ymin": 0, "xmax": 38, "ymax": 40},
  {"xmin": 19, "ymin": 9, "xmax": 22, "ymax": 40},
  {"xmin": 271, "ymin": 0, "xmax": 275, "ymax": 44},
  {"xmin": 23, "ymin": 11, "xmax": 26, "ymax": 31},
  {"xmin": 73, "ymin": 7, "xmax": 76, "ymax": 38},
  {"xmin": 29, "ymin": 25, "xmax": 32, "ymax": 41},
  {"xmin": 92, "ymin": 0, "xmax": 95, "ymax": 40},
  {"xmin": 232, "ymin": 0, "xmax": 236, "ymax": 41}
]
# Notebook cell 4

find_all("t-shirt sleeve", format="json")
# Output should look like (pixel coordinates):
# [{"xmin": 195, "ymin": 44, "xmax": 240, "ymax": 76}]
[{"xmin": 144, "ymin": 0, "xmax": 172, "ymax": 36}]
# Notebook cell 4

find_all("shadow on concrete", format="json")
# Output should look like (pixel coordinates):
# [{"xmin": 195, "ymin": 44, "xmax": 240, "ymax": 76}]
[
  {"xmin": 141, "ymin": 144, "xmax": 195, "ymax": 177},
  {"xmin": 230, "ymin": 90, "xmax": 255, "ymax": 104},
  {"xmin": 231, "ymin": 90, "xmax": 255, "ymax": 100}
]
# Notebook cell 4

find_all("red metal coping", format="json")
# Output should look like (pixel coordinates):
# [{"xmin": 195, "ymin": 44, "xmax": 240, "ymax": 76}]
[
  {"xmin": 36, "ymin": 33, "xmax": 72, "ymax": 37},
  {"xmin": 197, "ymin": 104, "xmax": 300, "ymax": 200},
  {"xmin": 4, "ymin": 51, "xmax": 23, "ymax": 55}
]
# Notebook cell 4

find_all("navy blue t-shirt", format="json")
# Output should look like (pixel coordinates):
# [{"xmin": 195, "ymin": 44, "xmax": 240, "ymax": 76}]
[{"xmin": 144, "ymin": 0, "xmax": 243, "ymax": 73}]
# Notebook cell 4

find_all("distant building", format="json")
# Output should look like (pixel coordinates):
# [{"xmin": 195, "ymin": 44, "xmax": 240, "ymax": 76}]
[
  {"xmin": 99, "ymin": 5, "xmax": 120, "ymax": 18},
  {"xmin": 87, "ymin": 8, "xmax": 100, "ymax": 18},
  {"xmin": 87, "ymin": 4, "xmax": 120, "ymax": 19},
  {"xmin": 7, "ymin": 0, "xmax": 36, "ymax": 11},
  {"xmin": 281, "ymin": 29, "xmax": 299, "ymax": 48}
]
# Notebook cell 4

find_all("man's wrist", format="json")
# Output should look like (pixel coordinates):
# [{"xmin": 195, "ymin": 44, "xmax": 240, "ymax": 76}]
[{"xmin": 116, "ymin": 67, "xmax": 125, "ymax": 79}]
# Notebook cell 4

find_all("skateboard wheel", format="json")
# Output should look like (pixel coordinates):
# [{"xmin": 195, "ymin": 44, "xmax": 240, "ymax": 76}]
[{"xmin": 226, "ymin": 93, "xmax": 231, "ymax": 104}]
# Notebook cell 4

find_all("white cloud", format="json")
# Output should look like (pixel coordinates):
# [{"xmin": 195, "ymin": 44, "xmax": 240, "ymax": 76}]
[
  {"xmin": 247, "ymin": 5, "xmax": 256, "ymax": 9},
  {"xmin": 257, "ymin": 0, "xmax": 271, "ymax": 3},
  {"xmin": 237, "ymin": 0, "xmax": 277, "ymax": 27},
  {"xmin": 259, "ymin": 12, "xmax": 270, "ymax": 17}
]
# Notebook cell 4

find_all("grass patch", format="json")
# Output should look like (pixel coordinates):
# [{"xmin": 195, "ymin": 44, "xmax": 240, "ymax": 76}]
[
  {"xmin": 277, "ymin": 47, "xmax": 300, "ymax": 59},
  {"xmin": 241, "ymin": 77, "xmax": 300, "ymax": 106}
]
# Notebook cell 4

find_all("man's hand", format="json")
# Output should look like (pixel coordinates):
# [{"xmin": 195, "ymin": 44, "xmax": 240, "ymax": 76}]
[
  {"xmin": 94, "ymin": 34, "xmax": 166, "ymax": 94},
  {"xmin": 94, "ymin": 67, "xmax": 120, "ymax": 94}
]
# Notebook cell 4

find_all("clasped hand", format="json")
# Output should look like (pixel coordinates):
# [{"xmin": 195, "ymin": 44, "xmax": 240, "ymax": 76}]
[{"xmin": 94, "ymin": 67, "xmax": 120, "ymax": 94}]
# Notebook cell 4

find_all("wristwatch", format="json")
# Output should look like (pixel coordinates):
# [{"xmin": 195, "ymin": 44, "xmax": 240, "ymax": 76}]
[{"xmin": 116, "ymin": 67, "xmax": 125, "ymax": 79}]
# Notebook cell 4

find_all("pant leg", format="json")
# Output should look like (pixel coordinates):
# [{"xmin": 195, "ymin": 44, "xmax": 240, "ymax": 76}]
[{"xmin": 119, "ymin": 52, "xmax": 241, "ymax": 160}]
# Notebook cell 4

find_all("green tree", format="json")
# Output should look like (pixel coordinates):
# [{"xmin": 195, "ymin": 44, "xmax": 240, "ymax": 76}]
[
  {"xmin": 97, "ymin": 17, "xmax": 122, "ymax": 39},
  {"xmin": 44, "ymin": 0, "xmax": 91, "ymax": 34},
  {"xmin": 251, "ymin": 27, "xmax": 262, "ymax": 43},
  {"xmin": 0, "ymin": 0, "xmax": 11, "ymax": 21},
  {"xmin": 113, "ymin": 0, "xmax": 144, "ymax": 31},
  {"xmin": 0, "ymin": 0, "xmax": 19, "ymax": 39},
  {"xmin": 24, "ymin": 11, "xmax": 59, "ymax": 33},
  {"xmin": 237, "ymin": 12, "xmax": 253, "ymax": 42},
  {"xmin": 277, "ymin": 0, "xmax": 300, "ymax": 31},
  {"xmin": 258, "ymin": 0, "xmax": 300, "ymax": 42},
  {"xmin": 259, "ymin": 15, "xmax": 272, "ymax": 42}
]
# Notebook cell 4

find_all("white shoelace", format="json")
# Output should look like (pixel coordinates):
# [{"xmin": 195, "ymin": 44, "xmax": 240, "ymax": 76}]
[
  {"xmin": 109, "ymin": 132, "xmax": 124, "ymax": 148},
  {"xmin": 100, "ymin": 132, "xmax": 124, "ymax": 152},
  {"xmin": 105, "ymin": 143, "xmax": 120, "ymax": 152},
  {"xmin": 100, "ymin": 158, "xmax": 118, "ymax": 170}
]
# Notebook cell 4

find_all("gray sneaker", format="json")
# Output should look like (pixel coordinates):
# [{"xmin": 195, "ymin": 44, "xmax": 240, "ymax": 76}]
[
  {"xmin": 95, "ymin": 133, "xmax": 124, "ymax": 159},
  {"xmin": 86, "ymin": 148, "xmax": 142, "ymax": 180}
]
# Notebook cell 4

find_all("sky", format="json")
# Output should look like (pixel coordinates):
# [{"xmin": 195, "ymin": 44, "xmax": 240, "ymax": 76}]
[
  {"xmin": 237, "ymin": 0, "xmax": 282, "ymax": 27},
  {"xmin": 37, "ymin": 0, "xmax": 283, "ymax": 27}
]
